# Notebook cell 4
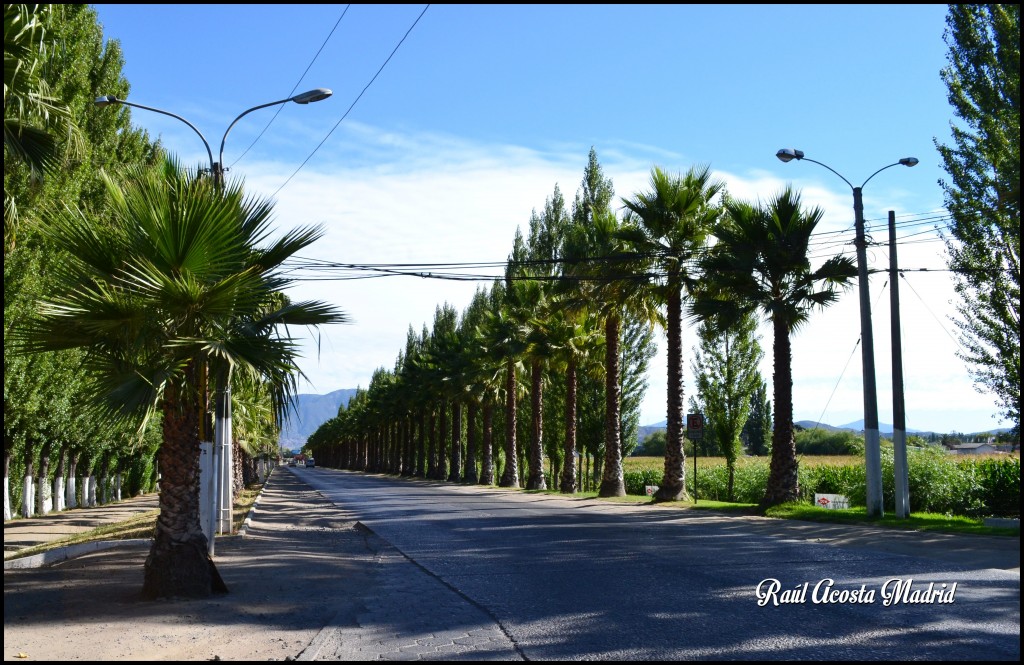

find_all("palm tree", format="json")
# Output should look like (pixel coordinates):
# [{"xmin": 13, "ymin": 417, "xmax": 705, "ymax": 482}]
[
  {"xmin": 16, "ymin": 156, "xmax": 346, "ymax": 598},
  {"xmin": 620, "ymin": 165, "xmax": 724, "ymax": 502},
  {"xmin": 563, "ymin": 209, "xmax": 659, "ymax": 497},
  {"xmin": 694, "ymin": 186, "xmax": 855, "ymax": 507}
]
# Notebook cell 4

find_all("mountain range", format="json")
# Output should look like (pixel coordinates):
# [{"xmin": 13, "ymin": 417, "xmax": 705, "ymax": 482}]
[{"xmin": 278, "ymin": 388, "xmax": 357, "ymax": 451}]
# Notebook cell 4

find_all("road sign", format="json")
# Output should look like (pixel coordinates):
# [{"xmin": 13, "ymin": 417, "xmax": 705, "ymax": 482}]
[{"xmin": 686, "ymin": 413, "xmax": 704, "ymax": 439}]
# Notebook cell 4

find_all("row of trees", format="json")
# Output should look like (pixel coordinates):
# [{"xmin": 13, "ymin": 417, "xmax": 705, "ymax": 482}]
[
  {"xmin": 308, "ymin": 149, "xmax": 859, "ymax": 509},
  {"xmin": 5, "ymin": 5, "xmax": 343, "ymax": 599}
]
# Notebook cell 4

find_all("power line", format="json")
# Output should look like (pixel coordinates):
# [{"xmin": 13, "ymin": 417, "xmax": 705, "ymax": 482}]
[
  {"xmin": 271, "ymin": 4, "xmax": 430, "ymax": 198},
  {"xmin": 230, "ymin": 6, "xmax": 350, "ymax": 169}
]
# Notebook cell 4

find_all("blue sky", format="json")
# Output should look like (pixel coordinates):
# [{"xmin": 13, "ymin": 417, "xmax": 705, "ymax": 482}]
[{"xmin": 89, "ymin": 4, "xmax": 1008, "ymax": 434}]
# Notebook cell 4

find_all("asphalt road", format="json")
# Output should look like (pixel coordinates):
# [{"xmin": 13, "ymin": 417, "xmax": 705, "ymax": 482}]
[{"xmin": 297, "ymin": 467, "xmax": 1020, "ymax": 661}]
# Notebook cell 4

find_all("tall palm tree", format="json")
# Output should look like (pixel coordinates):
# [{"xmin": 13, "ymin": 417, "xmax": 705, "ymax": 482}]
[
  {"xmin": 16, "ymin": 156, "xmax": 346, "ymax": 598},
  {"xmin": 564, "ymin": 209, "xmax": 659, "ymax": 497},
  {"xmin": 620, "ymin": 165, "xmax": 724, "ymax": 502},
  {"xmin": 694, "ymin": 186, "xmax": 856, "ymax": 507}
]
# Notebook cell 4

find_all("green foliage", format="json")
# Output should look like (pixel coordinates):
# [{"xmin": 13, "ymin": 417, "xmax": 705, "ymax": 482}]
[
  {"xmin": 624, "ymin": 452, "xmax": 1020, "ymax": 517},
  {"xmin": 623, "ymin": 468, "xmax": 663, "ymax": 496},
  {"xmin": 741, "ymin": 380, "xmax": 771, "ymax": 456},
  {"xmin": 934, "ymin": 4, "xmax": 1020, "ymax": 430},
  {"xmin": 638, "ymin": 430, "xmax": 667, "ymax": 457},
  {"xmin": 795, "ymin": 428, "xmax": 865, "ymax": 455}
]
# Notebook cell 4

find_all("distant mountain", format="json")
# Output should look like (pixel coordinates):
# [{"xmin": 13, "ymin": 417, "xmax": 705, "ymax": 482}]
[
  {"xmin": 638, "ymin": 420, "xmax": 667, "ymax": 441},
  {"xmin": 278, "ymin": 388, "xmax": 358, "ymax": 451}
]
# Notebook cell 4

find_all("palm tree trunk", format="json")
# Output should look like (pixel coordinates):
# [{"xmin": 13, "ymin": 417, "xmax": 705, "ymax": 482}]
[
  {"xmin": 527, "ymin": 357, "xmax": 547, "ymax": 490},
  {"xmin": 143, "ymin": 379, "xmax": 227, "ymax": 599},
  {"xmin": 481, "ymin": 400, "xmax": 494, "ymax": 485},
  {"xmin": 465, "ymin": 401, "xmax": 479, "ymax": 484},
  {"xmin": 500, "ymin": 358, "xmax": 519, "ymax": 487},
  {"xmin": 560, "ymin": 356, "xmax": 578, "ymax": 493},
  {"xmin": 762, "ymin": 317, "xmax": 798, "ymax": 507},
  {"xmin": 437, "ymin": 402, "xmax": 448, "ymax": 480},
  {"xmin": 449, "ymin": 401, "xmax": 462, "ymax": 482},
  {"xmin": 417, "ymin": 408, "xmax": 427, "ymax": 477},
  {"xmin": 427, "ymin": 409, "xmax": 438, "ymax": 479},
  {"xmin": 656, "ymin": 285, "xmax": 688, "ymax": 501},
  {"xmin": 655, "ymin": 286, "xmax": 688, "ymax": 504},
  {"xmin": 600, "ymin": 313, "xmax": 626, "ymax": 497}
]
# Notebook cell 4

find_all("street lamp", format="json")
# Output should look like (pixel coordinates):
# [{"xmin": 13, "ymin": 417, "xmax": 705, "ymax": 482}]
[
  {"xmin": 776, "ymin": 148, "xmax": 917, "ymax": 518},
  {"xmin": 95, "ymin": 89, "xmax": 332, "ymax": 550}
]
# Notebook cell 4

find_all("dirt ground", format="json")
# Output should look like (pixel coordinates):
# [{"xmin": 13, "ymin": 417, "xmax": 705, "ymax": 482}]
[{"xmin": 3, "ymin": 474, "xmax": 380, "ymax": 661}]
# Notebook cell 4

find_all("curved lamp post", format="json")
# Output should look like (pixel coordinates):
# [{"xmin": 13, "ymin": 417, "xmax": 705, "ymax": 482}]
[
  {"xmin": 776, "ymin": 148, "xmax": 917, "ymax": 518},
  {"xmin": 94, "ymin": 89, "xmax": 332, "ymax": 549}
]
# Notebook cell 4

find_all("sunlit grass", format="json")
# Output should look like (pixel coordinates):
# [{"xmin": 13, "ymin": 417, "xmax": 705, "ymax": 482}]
[{"xmin": 764, "ymin": 502, "xmax": 1020, "ymax": 536}]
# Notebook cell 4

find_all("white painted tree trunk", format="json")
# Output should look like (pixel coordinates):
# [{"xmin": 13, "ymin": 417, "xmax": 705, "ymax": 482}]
[
  {"xmin": 22, "ymin": 476, "xmax": 34, "ymax": 518},
  {"xmin": 66, "ymin": 476, "xmax": 77, "ymax": 509},
  {"xmin": 38, "ymin": 475, "xmax": 52, "ymax": 515},
  {"xmin": 114, "ymin": 473, "xmax": 122, "ymax": 502},
  {"xmin": 3, "ymin": 475, "xmax": 11, "ymax": 521},
  {"xmin": 87, "ymin": 476, "xmax": 97, "ymax": 507},
  {"xmin": 54, "ymin": 475, "xmax": 66, "ymax": 512}
]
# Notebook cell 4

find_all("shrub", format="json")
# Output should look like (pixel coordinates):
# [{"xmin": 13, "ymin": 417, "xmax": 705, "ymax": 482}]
[
  {"xmin": 624, "ymin": 469, "xmax": 663, "ymax": 496},
  {"xmin": 795, "ymin": 428, "xmax": 864, "ymax": 455}
]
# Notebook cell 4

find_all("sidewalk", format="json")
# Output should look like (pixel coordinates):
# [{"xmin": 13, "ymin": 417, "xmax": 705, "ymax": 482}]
[{"xmin": 4, "ymin": 492, "xmax": 160, "ymax": 558}]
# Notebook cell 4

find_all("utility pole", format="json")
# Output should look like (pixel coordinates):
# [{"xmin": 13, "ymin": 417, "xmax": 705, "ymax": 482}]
[
  {"xmin": 853, "ymin": 187, "xmax": 884, "ymax": 517},
  {"xmin": 776, "ymin": 149, "xmax": 918, "ymax": 519},
  {"xmin": 889, "ymin": 210, "xmax": 910, "ymax": 518}
]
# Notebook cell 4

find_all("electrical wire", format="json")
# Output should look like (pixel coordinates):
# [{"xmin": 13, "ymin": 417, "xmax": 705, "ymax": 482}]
[
  {"xmin": 272, "ymin": 5, "xmax": 430, "ymax": 198},
  {"xmin": 230, "ymin": 6, "xmax": 350, "ymax": 169}
]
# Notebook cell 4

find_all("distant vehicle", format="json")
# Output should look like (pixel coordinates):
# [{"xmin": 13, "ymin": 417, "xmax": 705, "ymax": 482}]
[
  {"xmin": 305, "ymin": 458, "xmax": 315, "ymax": 468},
  {"xmin": 288, "ymin": 459, "xmax": 297, "ymax": 467}
]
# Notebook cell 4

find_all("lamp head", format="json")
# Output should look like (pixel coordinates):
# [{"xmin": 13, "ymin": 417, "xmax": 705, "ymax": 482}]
[
  {"xmin": 291, "ymin": 88, "xmax": 332, "ymax": 104},
  {"xmin": 94, "ymin": 95, "xmax": 119, "ymax": 107},
  {"xmin": 776, "ymin": 148, "xmax": 805, "ymax": 163},
  {"xmin": 899, "ymin": 157, "xmax": 919, "ymax": 167}
]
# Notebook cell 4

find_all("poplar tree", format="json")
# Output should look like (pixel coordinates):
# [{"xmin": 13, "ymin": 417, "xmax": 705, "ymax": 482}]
[{"xmin": 934, "ymin": 4, "xmax": 1020, "ymax": 431}]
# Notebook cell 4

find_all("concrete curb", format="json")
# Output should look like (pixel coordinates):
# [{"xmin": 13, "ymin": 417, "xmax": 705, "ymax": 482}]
[{"xmin": 3, "ymin": 538, "xmax": 151, "ymax": 570}]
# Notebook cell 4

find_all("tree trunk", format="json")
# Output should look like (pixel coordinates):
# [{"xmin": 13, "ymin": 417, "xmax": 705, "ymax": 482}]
[
  {"xmin": 417, "ymin": 408, "xmax": 427, "ymax": 477},
  {"xmin": 67, "ymin": 450, "xmax": 79, "ymax": 509},
  {"xmin": 427, "ymin": 409, "xmax": 438, "ymax": 479},
  {"xmin": 54, "ymin": 445, "xmax": 68, "ymax": 512},
  {"xmin": 500, "ymin": 358, "xmax": 520, "ymax": 488},
  {"xmin": 465, "ymin": 401, "xmax": 479, "ymax": 484},
  {"xmin": 232, "ymin": 438, "xmax": 244, "ymax": 496},
  {"xmin": 560, "ymin": 356, "xmax": 578, "ymax": 493},
  {"xmin": 762, "ymin": 317, "xmax": 798, "ymax": 507},
  {"xmin": 22, "ymin": 446, "xmax": 34, "ymax": 518},
  {"xmin": 655, "ymin": 285, "xmax": 688, "ymax": 501},
  {"xmin": 142, "ymin": 379, "xmax": 227, "ymax": 600},
  {"xmin": 4, "ymin": 451, "xmax": 11, "ymax": 521},
  {"xmin": 480, "ymin": 401, "xmax": 494, "ymax": 485},
  {"xmin": 600, "ymin": 313, "xmax": 625, "ymax": 497},
  {"xmin": 449, "ymin": 401, "xmax": 462, "ymax": 482},
  {"xmin": 527, "ymin": 357, "xmax": 547, "ymax": 490},
  {"xmin": 37, "ymin": 440, "xmax": 53, "ymax": 515},
  {"xmin": 437, "ymin": 402, "xmax": 449, "ymax": 481}
]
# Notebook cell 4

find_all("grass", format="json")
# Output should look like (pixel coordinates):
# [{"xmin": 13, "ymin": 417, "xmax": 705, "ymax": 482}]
[
  {"xmin": 7, "ymin": 477, "xmax": 266, "ymax": 561},
  {"xmin": 763, "ymin": 502, "xmax": 1021, "ymax": 537}
]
